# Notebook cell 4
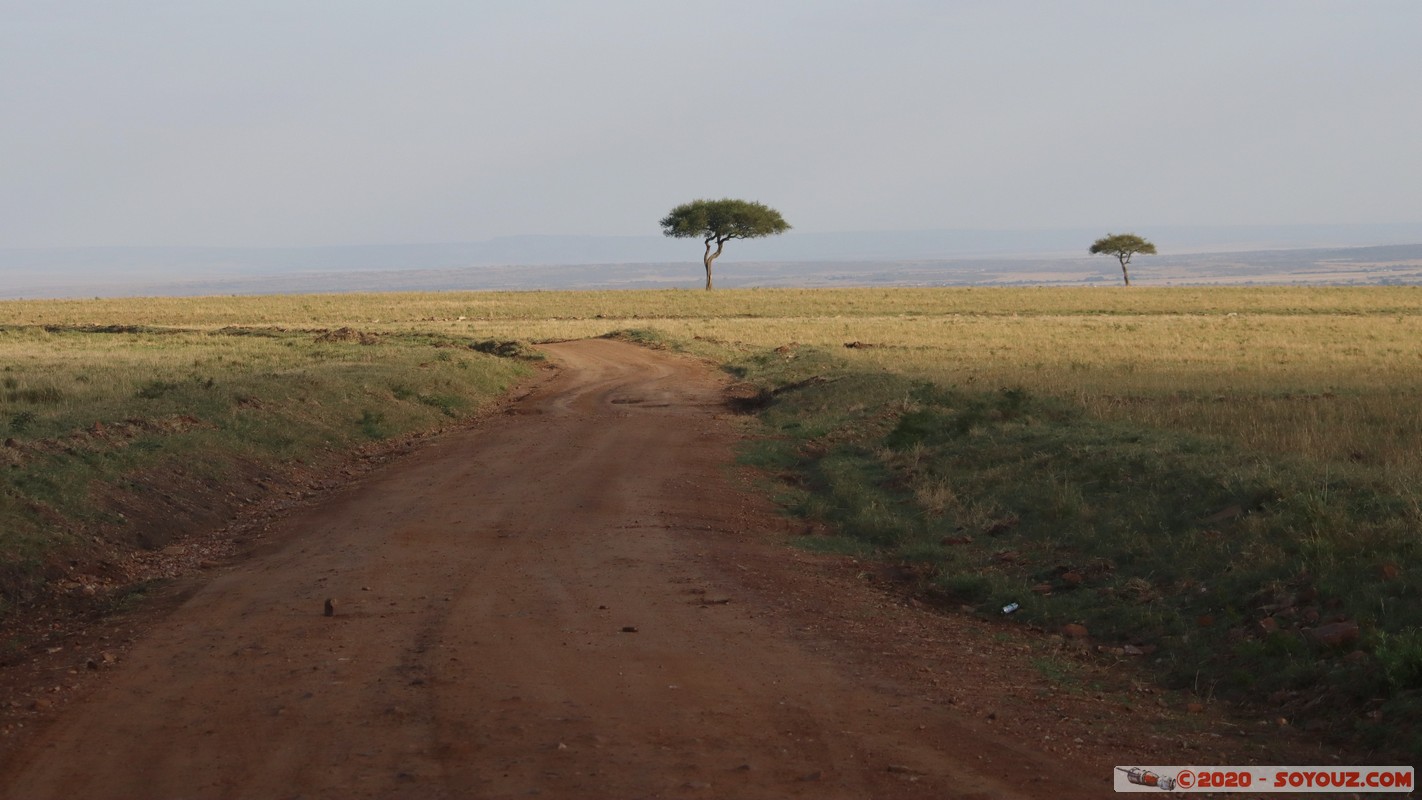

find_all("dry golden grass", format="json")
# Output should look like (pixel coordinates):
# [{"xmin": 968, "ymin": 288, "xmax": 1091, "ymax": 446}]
[
  {"xmin": 5, "ymin": 285, "xmax": 1420, "ymax": 328},
  {"xmin": 5, "ymin": 285, "xmax": 1420, "ymax": 475}
]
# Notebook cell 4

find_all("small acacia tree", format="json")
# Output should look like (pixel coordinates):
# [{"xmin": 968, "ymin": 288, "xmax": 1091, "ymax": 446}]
[
  {"xmin": 1089, "ymin": 233, "xmax": 1157, "ymax": 286},
  {"xmin": 660, "ymin": 198, "xmax": 790, "ymax": 290}
]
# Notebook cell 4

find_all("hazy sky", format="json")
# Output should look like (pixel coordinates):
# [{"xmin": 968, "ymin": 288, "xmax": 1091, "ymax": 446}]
[{"xmin": 2, "ymin": 1, "xmax": 1419, "ymax": 248}]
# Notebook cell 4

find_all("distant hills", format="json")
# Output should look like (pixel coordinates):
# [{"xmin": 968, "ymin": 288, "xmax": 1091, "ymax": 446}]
[{"xmin": 3, "ymin": 224, "xmax": 1422, "ymax": 298}]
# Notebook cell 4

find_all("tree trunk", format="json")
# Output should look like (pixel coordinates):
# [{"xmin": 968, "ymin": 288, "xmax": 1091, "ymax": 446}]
[
  {"xmin": 703, "ymin": 238, "xmax": 726, "ymax": 291},
  {"xmin": 1119, "ymin": 255, "xmax": 1132, "ymax": 286}
]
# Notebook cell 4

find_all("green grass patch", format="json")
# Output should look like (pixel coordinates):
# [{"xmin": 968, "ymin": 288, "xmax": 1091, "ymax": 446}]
[
  {"xmin": 732, "ymin": 343, "xmax": 1422, "ymax": 754},
  {"xmin": 0, "ymin": 323, "xmax": 530, "ymax": 613}
]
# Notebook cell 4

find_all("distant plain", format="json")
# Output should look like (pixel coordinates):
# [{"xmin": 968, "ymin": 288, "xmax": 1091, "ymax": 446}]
[{"xmin": 4, "ymin": 234, "xmax": 1421, "ymax": 298}]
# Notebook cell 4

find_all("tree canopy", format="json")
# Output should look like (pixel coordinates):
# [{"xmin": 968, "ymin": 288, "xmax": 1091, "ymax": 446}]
[
  {"xmin": 660, "ymin": 198, "xmax": 790, "ymax": 290},
  {"xmin": 1089, "ymin": 233, "xmax": 1157, "ymax": 286}
]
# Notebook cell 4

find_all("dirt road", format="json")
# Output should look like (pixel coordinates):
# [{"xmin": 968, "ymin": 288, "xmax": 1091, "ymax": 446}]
[{"xmin": 2, "ymin": 340, "xmax": 1146, "ymax": 798}]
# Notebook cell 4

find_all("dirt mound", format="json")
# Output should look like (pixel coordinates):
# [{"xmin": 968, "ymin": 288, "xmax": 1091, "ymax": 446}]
[
  {"xmin": 313, "ymin": 327, "xmax": 379, "ymax": 344},
  {"xmin": 470, "ymin": 339, "xmax": 542, "ymax": 359},
  {"xmin": 724, "ymin": 381, "xmax": 772, "ymax": 412}
]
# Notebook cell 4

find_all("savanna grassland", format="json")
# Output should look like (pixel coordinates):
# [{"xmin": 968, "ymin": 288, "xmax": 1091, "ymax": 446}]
[{"xmin": 3, "ymin": 286, "xmax": 1421, "ymax": 753}]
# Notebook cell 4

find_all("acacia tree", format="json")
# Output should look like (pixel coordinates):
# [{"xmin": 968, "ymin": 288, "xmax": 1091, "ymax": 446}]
[
  {"xmin": 1090, "ymin": 233, "xmax": 1157, "ymax": 286},
  {"xmin": 660, "ymin": 198, "xmax": 790, "ymax": 290}
]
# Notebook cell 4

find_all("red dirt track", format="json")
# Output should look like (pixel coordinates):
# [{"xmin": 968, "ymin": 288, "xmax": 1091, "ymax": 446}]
[{"xmin": 3, "ymin": 340, "xmax": 1290, "ymax": 798}]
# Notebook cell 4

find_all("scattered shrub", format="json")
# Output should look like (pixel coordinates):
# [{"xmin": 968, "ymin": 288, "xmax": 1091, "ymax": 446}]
[
  {"xmin": 8, "ymin": 411, "xmax": 37, "ymax": 433},
  {"xmin": 135, "ymin": 380, "xmax": 179, "ymax": 400},
  {"xmin": 357, "ymin": 409, "xmax": 386, "ymax": 439}
]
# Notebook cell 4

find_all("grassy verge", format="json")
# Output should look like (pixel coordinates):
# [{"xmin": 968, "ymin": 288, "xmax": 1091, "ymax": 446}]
[
  {"xmin": 0, "ymin": 323, "xmax": 534, "ymax": 615},
  {"xmin": 729, "ymin": 343, "xmax": 1420, "ymax": 755}
]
